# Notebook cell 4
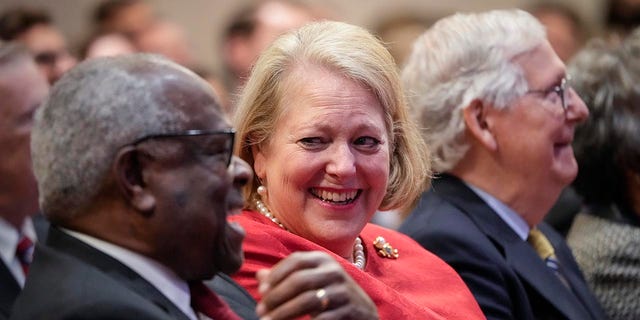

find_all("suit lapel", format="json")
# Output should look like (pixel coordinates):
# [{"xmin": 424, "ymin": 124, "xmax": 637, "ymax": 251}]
[
  {"xmin": 505, "ymin": 236, "xmax": 592, "ymax": 319},
  {"xmin": 432, "ymin": 175, "xmax": 593, "ymax": 320},
  {"xmin": 0, "ymin": 261, "xmax": 20, "ymax": 318},
  {"xmin": 32, "ymin": 213, "xmax": 49, "ymax": 243},
  {"xmin": 46, "ymin": 227, "xmax": 191, "ymax": 320},
  {"xmin": 541, "ymin": 224, "xmax": 605, "ymax": 319}
]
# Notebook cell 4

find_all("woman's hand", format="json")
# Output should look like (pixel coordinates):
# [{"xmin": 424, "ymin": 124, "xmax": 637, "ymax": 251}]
[{"xmin": 255, "ymin": 251, "xmax": 379, "ymax": 320}]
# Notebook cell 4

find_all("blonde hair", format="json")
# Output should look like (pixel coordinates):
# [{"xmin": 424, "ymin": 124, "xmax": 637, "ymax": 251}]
[{"xmin": 234, "ymin": 20, "xmax": 430, "ymax": 214}]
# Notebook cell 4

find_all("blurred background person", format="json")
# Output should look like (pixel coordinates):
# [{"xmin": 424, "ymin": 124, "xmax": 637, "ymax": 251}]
[
  {"xmin": 372, "ymin": 14, "xmax": 431, "ymax": 68},
  {"xmin": 606, "ymin": 0, "xmax": 640, "ymax": 38},
  {"xmin": 132, "ymin": 18, "xmax": 233, "ymax": 119},
  {"xmin": 566, "ymin": 29, "xmax": 640, "ymax": 320},
  {"xmin": 0, "ymin": 7, "xmax": 76, "ymax": 84},
  {"xmin": 221, "ymin": 0, "xmax": 319, "ymax": 103},
  {"xmin": 93, "ymin": 0, "xmax": 233, "ymax": 120},
  {"xmin": 136, "ymin": 19, "xmax": 195, "ymax": 68},
  {"xmin": 80, "ymin": 32, "xmax": 136, "ymax": 60},
  {"xmin": 92, "ymin": 0, "xmax": 156, "ymax": 44},
  {"xmin": 400, "ymin": 9, "xmax": 605, "ymax": 320},
  {"xmin": 528, "ymin": 2, "xmax": 586, "ymax": 63},
  {"xmin": 231, "ymin": 20, "xmax": 484, "ymax": 319},
  {"xmin": 192, "ymin": 67, "xmax": 232, "ymax": 119},
  {"xmin": 0, "ymin": 41, "xmax": 49, "ymax": 320}
]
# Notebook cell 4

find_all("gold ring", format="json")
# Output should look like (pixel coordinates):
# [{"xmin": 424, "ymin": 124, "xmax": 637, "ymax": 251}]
[{"xmin": 315, "ymin": 288, "xmax": 329, "ymax": 311}]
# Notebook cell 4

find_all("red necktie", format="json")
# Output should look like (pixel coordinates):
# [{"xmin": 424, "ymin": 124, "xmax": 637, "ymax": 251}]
[
  {"xmin": 189, "ymin": 281, "xmax": 241, "ymax": 320},
  {"xmin": 15, "ymin": 236, "xmax": 34, "ymax": 275}
]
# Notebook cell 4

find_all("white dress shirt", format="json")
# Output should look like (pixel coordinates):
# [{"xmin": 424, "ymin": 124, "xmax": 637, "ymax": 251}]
[
  {"xmin": 0, "ymin": 217, "xmax": 36, "ymax": 287},
  {"xmin": 465, "ymin": 182, "xmax": 531, "ymax": 241},
  {"xmin": 62, "ymin": 228, "xmax": 198, "ymax": 320}
]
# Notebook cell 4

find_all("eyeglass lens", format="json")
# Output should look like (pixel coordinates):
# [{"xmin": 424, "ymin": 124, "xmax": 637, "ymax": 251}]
[{"xmin": 181, "ymin": 133, "xmax": 234, "ymax": 169}]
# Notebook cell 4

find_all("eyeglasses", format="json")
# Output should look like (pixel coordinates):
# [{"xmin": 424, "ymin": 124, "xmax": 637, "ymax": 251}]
[
  {"xmin": 526, "ymin": 76, "xmax": 571, "ymax": 111},
  {"xmin": 127, "ymin": 129, "xmax": 236, "ymax": 168}
]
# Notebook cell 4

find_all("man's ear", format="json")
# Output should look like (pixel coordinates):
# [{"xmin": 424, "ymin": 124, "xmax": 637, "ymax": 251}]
[
  {"xmin": 252, "ymin": 144, "xmax": 266, "ymax": 182},
  {"xmin": 113, "ymin": 147, "xmax": 155, "ymax": 213},
  {"xmin": 463, "ymin": 99, "xmax": 498, "ymax": 151}
]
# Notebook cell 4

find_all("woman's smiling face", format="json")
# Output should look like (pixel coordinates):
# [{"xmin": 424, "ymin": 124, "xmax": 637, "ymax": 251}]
[{"xmin": 253, "ymin": 63, "xmax": 390, "ymax": 257}]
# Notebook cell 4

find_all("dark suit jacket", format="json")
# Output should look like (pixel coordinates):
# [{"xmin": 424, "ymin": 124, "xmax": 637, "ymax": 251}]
[
  {"xmin": 399, "ymin": 174, "xmax": 606, "ymax": 320},
  {"xmin": 209, "ymin": 273, "xmax": 258, "ymax": 320},
  {"xmin": 0, "ymin": 214, "xmax": 48, "ymax": 320},
  {"xmin": 10, "ymin": 226, "xmax": 255, "ymax": 320}
]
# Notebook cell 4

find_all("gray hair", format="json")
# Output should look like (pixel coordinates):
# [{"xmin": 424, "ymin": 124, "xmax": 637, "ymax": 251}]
[
  {"xmin": 569, "ymin": 29, "xmax": 640, "ymax": 206},
  {"xmin": 402, "ymin": 9, "xmax": 546, "ymax": 172},
  {"xmin": 32, "ymin": 53, "xmax": 212, "ymax": 222}
]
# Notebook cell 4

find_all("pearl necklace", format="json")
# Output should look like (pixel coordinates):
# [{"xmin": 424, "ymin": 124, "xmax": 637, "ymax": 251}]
[{"xmin": 255, "ymin": 199, "xmax": 366, "ymax": 270}]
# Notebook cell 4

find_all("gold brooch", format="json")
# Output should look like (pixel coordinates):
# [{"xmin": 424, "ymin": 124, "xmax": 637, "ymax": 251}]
[{"xmin": 373, "ymin": 236, "xmax": 399, "ymax": 259}]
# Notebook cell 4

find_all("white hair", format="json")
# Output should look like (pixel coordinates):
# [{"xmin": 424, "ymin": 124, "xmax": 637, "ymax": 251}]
[
  {"xmin": 402, "ymin": 9, "xmax": 546, "ymax": 172},
  {"xmin": 31, "ymin": 53, "xmax": 212, "ymax": 222}
]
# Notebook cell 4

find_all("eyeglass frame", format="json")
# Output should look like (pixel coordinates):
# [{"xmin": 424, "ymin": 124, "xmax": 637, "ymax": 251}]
[
  {"xmin": 526, "ymin": 75, "xmax": 572, "ymax": 111},
  {"xmin": 124, "ymin": 128, "xmax": 236, "ymax": 168}
]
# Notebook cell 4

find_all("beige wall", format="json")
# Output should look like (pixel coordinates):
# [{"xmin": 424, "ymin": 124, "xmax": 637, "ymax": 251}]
[{"xmin": 0, "ymin": 0, "xmax": 606, "ymax": 73}]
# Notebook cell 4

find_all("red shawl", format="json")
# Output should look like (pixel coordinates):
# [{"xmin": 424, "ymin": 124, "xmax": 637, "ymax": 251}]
[{"xmin": 230, "ymin": 210, "xmax": 485, "ymax": 320}]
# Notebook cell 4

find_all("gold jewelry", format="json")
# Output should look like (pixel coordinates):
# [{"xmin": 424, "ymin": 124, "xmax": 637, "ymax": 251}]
[
  {"xmin": 373, "ymin": 236, "xmax": 399, "ymax": 259},
  {"xmin": 315, "ymin": 288, "xmax": 329, "ymax": 311}
]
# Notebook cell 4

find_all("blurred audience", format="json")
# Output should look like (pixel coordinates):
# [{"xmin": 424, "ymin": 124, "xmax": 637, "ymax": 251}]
[
  {"xmin": 0, "ymin": 7, "xmax": 76, "ymax": 84},
  {"xmin": 0, "ymin": 41, "xmax": 49, "ymax": 319},
  {"xmin": 231, "ymin": 20, "xmax": 484, "ymax": 319},
  {"xmin": 373, "ymin": 14, "xmax": 432, "ymax": 67},
  {"xmin": 92, "ymin": 0, "xmax": 156, "ymax": 44},
  {"xmin": 528, "ymin": 2, "xmax": 586, "ymax": 62},
  {"xmin": 221, "ymin": 0, "xmax": 319, "ymax": 98},
  {"xmin": 606, "ymin": 0, "xmax": 640, "ymax": 37},
  {"xmin": 90, "ymin": 0, "xmax": 230, "ymax": 115},
  {"xmin": 10, "ymin": 54, "xmax": 256, "ymax": 320},
  {"xmin": 81, "ymin": 32, "xmax": 136, "ymax": 60},
  {"xmin": 192, "ymin": 67, "xmax": 232, "ymax": 118},
  {"xmin": 400, "ymin": 9, "xmax": 605, "ymax": 320},
  {"xmin": 136, "ymin": 19, "xmax": 195, "ymax": 68},
  {"xmin": 567, "ymin": 29, "xmax": 640, "ymax": 320}
]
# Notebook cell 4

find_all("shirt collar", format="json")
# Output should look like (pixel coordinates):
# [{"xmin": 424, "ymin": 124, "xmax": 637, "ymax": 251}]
[
  {"xmin": 0, "ymin": 217, "xmax": 36, "ymax": 266},
  {"xmin": 464, "ymin": 182, "xmax": 531, "ymax": 240},
  {"xmin": 61, "ymin": 228, "xmax": 198, "ymax": 320}
]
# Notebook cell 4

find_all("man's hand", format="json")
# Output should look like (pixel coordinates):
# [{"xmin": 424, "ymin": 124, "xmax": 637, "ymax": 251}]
[{"xmin": 255, "ymin": 251, "xmax": 379, "ymax": 320}]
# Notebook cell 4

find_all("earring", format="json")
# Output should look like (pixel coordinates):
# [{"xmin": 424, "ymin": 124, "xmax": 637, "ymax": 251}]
[{"xmin": 257, "ymin": 185, "xmax": 267, "ymax": 200}]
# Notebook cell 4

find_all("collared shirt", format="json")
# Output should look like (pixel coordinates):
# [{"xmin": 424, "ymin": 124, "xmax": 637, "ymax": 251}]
[
  {"xmin": 0, "ymin": 217, "xmax": 36, "ymax": 286},
  {"xmin": 465, "ymin": 182, "xmax": 530, "ymax": 241},
  {"xmin": 62, "ymin": 228, "xmax": 198, "ymax": 320}
]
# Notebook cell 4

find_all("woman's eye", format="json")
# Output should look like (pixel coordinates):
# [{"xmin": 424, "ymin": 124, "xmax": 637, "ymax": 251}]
[
  {"xmin": 354, "ymin": 136, "xmax": 381, "ymax": 148},
  {"xmin": 298, "ymin": 137, "xmax": 325, "ymax": 149}
]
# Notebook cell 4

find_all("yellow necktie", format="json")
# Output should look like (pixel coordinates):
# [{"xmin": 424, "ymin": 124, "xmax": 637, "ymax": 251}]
[
  {"xmin": 528, "ymin": 228, "xmax": 570, "ymax": 289},
  {"xmin": 528, "ymin": 228, "xmax": 555, "ymax": 261}
]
